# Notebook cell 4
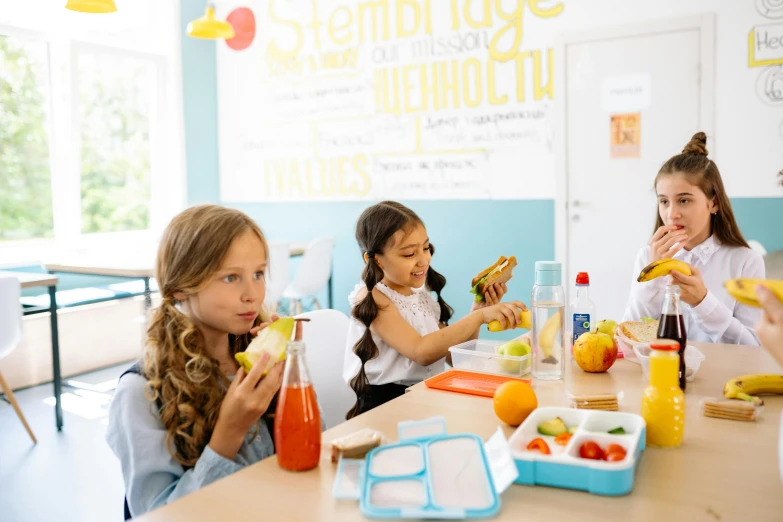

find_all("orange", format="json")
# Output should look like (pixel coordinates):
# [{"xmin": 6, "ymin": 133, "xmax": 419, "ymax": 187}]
[{"xmin": 493, "ymin": 381, "xmax": 538, "ymax": 426}]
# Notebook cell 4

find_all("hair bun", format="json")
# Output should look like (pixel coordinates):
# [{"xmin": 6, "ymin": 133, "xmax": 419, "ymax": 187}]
[{"xmin": 682, "ymin": 132, "xmax": 708, "ymax": 156}]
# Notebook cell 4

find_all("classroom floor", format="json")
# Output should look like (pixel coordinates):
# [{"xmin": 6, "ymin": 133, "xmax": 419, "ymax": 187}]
[{"xmin": 0, "ymin": 363, "xmax": 129, "ymax": 522}]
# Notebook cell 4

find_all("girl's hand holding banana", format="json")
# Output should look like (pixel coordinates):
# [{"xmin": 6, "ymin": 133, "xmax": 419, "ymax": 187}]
[
  {"xmin": 756, "ymin": 284, "xmax": 783, "ymax": 368},
  {"xmin": 669, "ymin": 265, "xmax": 707, "ymax": 306},
  {"xmin": 650, "ymin": 225, "xmax": 689, "ymax": 263}
]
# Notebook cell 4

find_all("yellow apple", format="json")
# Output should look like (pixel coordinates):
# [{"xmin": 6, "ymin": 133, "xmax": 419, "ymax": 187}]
[{"xmin": 573, "ymin": 332, "xmax": 618, "ymax": 373}]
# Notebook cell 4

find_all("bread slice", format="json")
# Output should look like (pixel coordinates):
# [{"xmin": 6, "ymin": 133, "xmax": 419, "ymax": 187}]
[
  {"xmin": 472, "ymin": 256, "xmax": 506, "ymax": 287},
  {"xmin": 620, "ymin": 321, "xmax": 659, "ymax": 342}
]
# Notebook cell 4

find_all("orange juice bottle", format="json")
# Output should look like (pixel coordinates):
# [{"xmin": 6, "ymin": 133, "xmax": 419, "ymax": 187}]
[
  {"xmin": 641, "ymin": 339, "xmax": 685, "ymax": 448},
  {"xmin": 274, "ymin": 340, "xmax": 321, "ymax": 471}
]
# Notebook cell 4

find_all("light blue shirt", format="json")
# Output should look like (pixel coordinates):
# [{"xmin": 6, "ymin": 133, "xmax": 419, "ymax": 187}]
[{"xmin": 106, "ymin": 373, "xmax": 275, "ymax": 518}]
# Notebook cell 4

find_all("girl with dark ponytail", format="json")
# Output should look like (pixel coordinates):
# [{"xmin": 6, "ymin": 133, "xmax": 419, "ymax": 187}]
[
  {"xmin": 623, "ymin": 132, "xmax": 765, "ymax": 346},
  {"xmin": 343, "ymin": 201, "xmax": 527, "ymax": 418}
]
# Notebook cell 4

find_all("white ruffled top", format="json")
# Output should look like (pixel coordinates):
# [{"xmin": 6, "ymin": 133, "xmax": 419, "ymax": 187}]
[{"xmin": 342, "ymin": 282, "xmax": 444, "ymax": 387}]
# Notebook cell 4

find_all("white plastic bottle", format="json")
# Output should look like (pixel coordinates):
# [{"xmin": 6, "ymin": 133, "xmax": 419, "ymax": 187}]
[{"xmin": 570, "ymin": 272, "xmax": 596, "ymax": 349}]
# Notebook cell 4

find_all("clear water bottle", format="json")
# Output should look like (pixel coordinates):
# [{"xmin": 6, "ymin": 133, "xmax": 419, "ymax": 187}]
[
  {"xmin": 531, "ymin": 261, "xmax": 566, "ymax": 380},
  {"xmin": 570, "ymin": 272, "xmax": 597, "ymax": 350}
]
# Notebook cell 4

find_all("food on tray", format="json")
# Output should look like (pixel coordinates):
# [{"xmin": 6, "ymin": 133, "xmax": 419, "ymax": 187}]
[
  {"xmin": 537, "ymin": 417, "xmax": 567, "ymax": 436},
  {"xmin": 579, "ymin": 441, "xmax": 604, "ymax": 460},
  {"xmin": 554, "ymin": 433, "xmax": 572, "ymax": 446},
  {"xmin": 608, "ymin": 427, "xmax": 626, "ymax": 435},
  {"xmin": 471, "ymin": 255, "xmax": 517, "ymax": 303},
  {"xmin": 526, "ymin": 438, "xmax": 551, "ymax": 455},
  {"xmin": 328, "ymin": 428, "xmax": 384, "ymax": 462}
]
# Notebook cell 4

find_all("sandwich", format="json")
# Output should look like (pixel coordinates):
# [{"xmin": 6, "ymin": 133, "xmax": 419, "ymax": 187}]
[
  {"xmin": 619, "ymin": 320, "xmax": 659, "ymax": 343},
  {"xmin": 470, "ymin": 256, "xmax": 517, "ymax": 303}
]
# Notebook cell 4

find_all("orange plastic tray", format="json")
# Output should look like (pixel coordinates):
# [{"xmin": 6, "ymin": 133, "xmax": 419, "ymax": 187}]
[{"xmin": 424, "ymin": 369, "xmax": 531, "ymax": 398}]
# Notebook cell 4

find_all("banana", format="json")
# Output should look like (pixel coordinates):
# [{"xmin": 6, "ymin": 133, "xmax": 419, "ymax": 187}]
[
  {"xmin": 488, "ymin": 309, "xmax": 532, "ymax": 332},
  {"xmin": 723, "ymin": 374, "xmax": 783, "ymax": 406},
  {"xmin": 637, "ymin": 258, "xmax": 693, "ymax": 282},
  {"xmin": 538, "ymin": 310, "xmax": 562, "ymax": 364},
  {"xmin": 724, "ymin": 279, "xmax": 783, "ymax": 308}
]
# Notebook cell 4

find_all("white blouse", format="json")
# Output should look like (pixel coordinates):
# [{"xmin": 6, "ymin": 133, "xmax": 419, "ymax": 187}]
[
  {"xmin": 623, "ymin": 235, "xmax": 764, "ymax": 346},
  {"xmin": 342, "ymin": 282, "xmax": 444, "ymax": 387}
]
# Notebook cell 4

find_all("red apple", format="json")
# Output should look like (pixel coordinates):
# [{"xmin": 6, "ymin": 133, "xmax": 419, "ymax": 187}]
[{"xmin": 573, "ymin": 332, "xmax": 618, "ymax": 372}]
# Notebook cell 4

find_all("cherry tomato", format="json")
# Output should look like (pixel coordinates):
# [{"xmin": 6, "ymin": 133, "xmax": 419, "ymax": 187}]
[
  {"xmin": 605, "ymin": 451, "xmax": 626, "ymax": 462},
  {"xmin": 554, "ymin": 433, "xmax": 572, "ymax": 446},
  {"xmin": 579, "ymin": 441, "xmax": 604, "ymax": 460},
  {"xmin": 526, "ymin": 438, "xmax": 551, "ymax": 455},
  {"xmin": 605, "ymin": 444, "xmax": 626, "ymax": 457}
]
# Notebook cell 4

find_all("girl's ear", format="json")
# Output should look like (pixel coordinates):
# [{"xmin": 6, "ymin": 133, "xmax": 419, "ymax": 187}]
[
  {"xmin": 374, "ymin": 256, "xmax": 384, "ymax": 271},
  {"xmin": 708, "ymin": 196, "xmax": 719, "ymax": 215},
  {"xmin": 173, "ymin": 291, "xmax": 187, "ymax": 301}
]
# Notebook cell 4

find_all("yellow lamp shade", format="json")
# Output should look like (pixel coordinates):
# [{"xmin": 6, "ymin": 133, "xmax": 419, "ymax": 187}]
[
  {"xmin": 65, "ymin": 0, "xmax": 117, "ymax": 13},
  {"xmin": 187, "ymin": 6, "xmax": 235, "ymax": 40}
]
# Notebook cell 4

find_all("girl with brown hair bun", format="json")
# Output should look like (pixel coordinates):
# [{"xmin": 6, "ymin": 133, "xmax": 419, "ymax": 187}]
[
  {"xmin": 342, "ymin": 201, "xmax": 527, "ymax": 418},
  {"xmin": 623, "ymin": 132, "xmax": 765, "ymax": 345},
  {"xmin": 107, "ymin": 205, "xmax": 303, "ymax": 517}
]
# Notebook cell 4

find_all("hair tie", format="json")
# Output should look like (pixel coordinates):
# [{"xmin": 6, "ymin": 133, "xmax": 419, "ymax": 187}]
[
  {"xmin": 366, "ymin": 251, "xmax": 375, "ymax": 259},
  {"xmin": 162, "ymin": 296, "xmax": 173, "ymax": 304}
]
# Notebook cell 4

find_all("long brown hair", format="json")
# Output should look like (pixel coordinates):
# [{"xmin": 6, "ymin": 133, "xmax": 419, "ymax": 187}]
[
  {"xmin": 653, "ymin": 132, "xmax": 749, "ymax": 248},
  {"xmin": 144, "ymin": 205, "xmax": 271, "ymax": 467},
  {"xmin": 346, "ymin": 201, "xmax": 453, "ymax": 419}
]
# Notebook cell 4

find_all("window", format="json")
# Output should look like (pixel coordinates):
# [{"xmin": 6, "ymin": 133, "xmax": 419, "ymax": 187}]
[
  {"xmin": 76, "ymin": 49, "xmax": 158, "ymax": 234},
  {"xmin": 0, "ymin": 0, "xmax": 184, "ymax": 262},
  {"xmin": 0, "ymin": 34, "xmax": 54, "ymax": 241}
]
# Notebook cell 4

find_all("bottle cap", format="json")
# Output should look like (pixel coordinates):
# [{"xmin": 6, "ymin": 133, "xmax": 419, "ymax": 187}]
[
  {"xmin": 649, "ymin": 339, "xmax": 680, "ymax": 351},
  {"xmin": 535, "ymin": 261, "xmax": 562, "ymax": 286},
  {"xmin": 576, "ymin": 272, "xmax": 589, "ymax": 285}
]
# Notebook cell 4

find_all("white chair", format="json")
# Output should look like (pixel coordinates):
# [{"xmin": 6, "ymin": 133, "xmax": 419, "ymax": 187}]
[
  {"xmin": 297, "ymin": 309, "xmax": 354, "ymax": 429},
  {"xmin": 0, "ymin": 276, "xmax": 37, "ymax": 443},
  {"xmin": 282, "ymin": 237, "xmax": 334, "ymax": 314},
  {"xmin": 265, "ymin": 241, "xmax": 291, "ymax": 313}
]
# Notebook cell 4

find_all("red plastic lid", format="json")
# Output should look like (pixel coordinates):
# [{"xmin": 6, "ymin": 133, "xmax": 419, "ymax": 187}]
[
  {"xmin": 576, "ymin": 272, "xmax": 590, "ymax": 285},
  {"xmin": 649, "ymin": 339, "xmax": 680, "ymax": 351}
]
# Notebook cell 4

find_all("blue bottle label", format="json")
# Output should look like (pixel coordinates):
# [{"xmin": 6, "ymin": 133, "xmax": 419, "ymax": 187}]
[{"xmin": 572, "ymin": 314, "xmax": 590, "ymax": 343}]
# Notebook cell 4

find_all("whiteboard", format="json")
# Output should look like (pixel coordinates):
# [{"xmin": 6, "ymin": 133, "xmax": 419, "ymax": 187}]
[{"xmin": 215, "ymin": 0, "xmax": 563, "ymax": 202}]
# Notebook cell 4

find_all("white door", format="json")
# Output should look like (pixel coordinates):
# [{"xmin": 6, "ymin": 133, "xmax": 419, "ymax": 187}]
[{"xmin": 559, "ymin": 16, "xmax": 714, "ymax": 323}]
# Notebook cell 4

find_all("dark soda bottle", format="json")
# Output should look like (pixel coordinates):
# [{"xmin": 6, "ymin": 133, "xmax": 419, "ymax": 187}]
[{"xmin": 657, "ymin": 285, "xmax": 687, "ymax": 391}]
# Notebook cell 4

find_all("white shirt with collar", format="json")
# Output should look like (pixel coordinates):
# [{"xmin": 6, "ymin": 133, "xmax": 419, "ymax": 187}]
[{"xmin": 623, "ymin": 235, "xmax": 764, "ymax": 346}]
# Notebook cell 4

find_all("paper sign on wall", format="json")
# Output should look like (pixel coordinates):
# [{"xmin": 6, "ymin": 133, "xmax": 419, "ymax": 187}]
[
  {"xmin": 601, "ymin": 74, "xmax": 651, "ymax": 113},
  {"xmin": 749, "ymin": 23, "xmax": 783, "ymax": 67},
  {"xmin": 610, "ymin": 113, "xmax": 641, "ymax": 159}
]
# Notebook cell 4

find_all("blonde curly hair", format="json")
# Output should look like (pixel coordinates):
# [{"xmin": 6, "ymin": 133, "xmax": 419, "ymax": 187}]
[{"xmin": 144, "ymin": 205, "xmax": 271, "ymax": 467}]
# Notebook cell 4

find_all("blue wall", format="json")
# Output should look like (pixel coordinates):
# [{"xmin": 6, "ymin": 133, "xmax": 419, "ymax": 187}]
[{"xmin": 178, "ymin": 0, "xmax": 781, "ymax": 340}]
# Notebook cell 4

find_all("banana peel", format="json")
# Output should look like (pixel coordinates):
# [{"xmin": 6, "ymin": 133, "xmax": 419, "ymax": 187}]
[{"xmin": 724, "ymin": 279, "xmax": 783, "ymax": 308}]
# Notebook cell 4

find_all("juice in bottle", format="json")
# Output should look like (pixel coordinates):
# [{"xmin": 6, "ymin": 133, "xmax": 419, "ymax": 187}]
[
  {"xmin": 656, "ymin": 285, "xmax": 687, "ymax": 390},
  {"xmin": 641, "ymin": 339, "xmax": 685, "ymax": 448},
  {"xmin": 274, "ymin": 341, "xmax": 321, "ymax": 471}
]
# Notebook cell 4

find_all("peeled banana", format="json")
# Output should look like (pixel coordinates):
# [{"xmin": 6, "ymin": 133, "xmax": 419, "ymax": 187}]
[
  {"xmin": 235, "ymin": 317, "xmax": 295, "ymax": 375},
  {"xmin": 637, "ymin": 258, "xmax": 692, "ymax": 282},
  {"xmin": 538, "ymin": 310, "xmax": 562, "ymax": 364},
  {"xmin": 724, "ymin": 279, "xmax": 783, "ymax": 307},
  {"xmin": 488, "ymin": 309, "xmax": 532, "ymax": 332},
  {"xmin": 723, "ymin": 374, "xmax": 783, "ymax": 405}
]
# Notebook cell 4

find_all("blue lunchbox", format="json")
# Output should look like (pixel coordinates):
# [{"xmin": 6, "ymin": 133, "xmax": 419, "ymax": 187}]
[{"xmin": 508, "ymin": 406, "xmax": 646, "ymax": 496}]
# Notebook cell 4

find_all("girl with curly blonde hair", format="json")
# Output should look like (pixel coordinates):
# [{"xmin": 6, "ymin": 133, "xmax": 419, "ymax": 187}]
[{"xmin": 107, "ymin": 205, "xmax": 300, "ymax": 518}]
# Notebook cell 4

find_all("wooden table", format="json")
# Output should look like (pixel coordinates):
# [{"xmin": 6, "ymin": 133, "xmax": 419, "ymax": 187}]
[
  {"xmin": 134, "ymin": 343, "xmax": 782, "ymax": 521},
  {"xmin": 2, "ymin": 271, "xmax": 63, "ymax": 430},
  {"xmin": 43, "ymin": 242, "xmax": 318, "ymax": 309}
]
